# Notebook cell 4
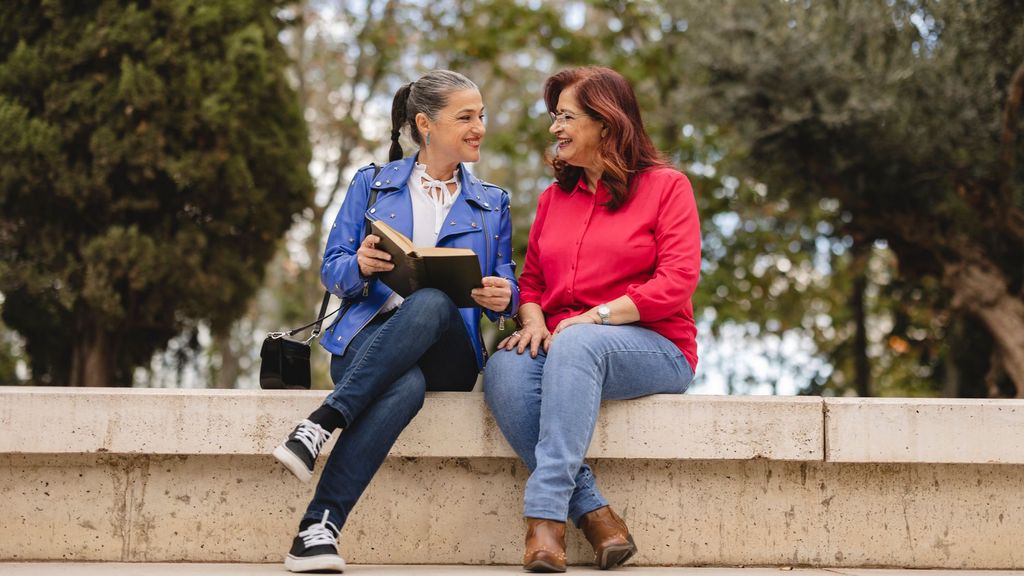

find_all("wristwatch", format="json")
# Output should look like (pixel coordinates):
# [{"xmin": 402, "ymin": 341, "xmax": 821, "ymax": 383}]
[{"xmin": 597, "ymin": 304, "xmax": 611, "ymax": 325}]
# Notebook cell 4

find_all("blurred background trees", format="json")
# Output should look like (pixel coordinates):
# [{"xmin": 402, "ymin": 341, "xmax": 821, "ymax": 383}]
[
  {"xmin": 0, "ymin": 0, "xmax": 312, "ymax": 386},
  {"xmin": 1, "ymin": 0, "xmax": 1021, "ymax": 397}
]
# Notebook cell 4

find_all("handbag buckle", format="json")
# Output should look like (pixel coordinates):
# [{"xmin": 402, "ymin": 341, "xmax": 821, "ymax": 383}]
[{"xmin": 267, "ymin": 331, "xmax": 288, "ymax": 340}]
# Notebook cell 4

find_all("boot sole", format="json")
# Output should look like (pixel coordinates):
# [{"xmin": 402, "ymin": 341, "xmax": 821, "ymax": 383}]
[
  {"xmin": 524, "ymin": 559, "xmax": 566, "ymax": 573},
  {"xmin": 598, "ymin": 535, "xmax": 637, "ymax": 570},
  {"xmin": 285, "ymin": 552, "xmax": 345, "ymax": 573},
  {"xmin": 274, "ymin": 444, "xmax": 314, "ymax": 483}
]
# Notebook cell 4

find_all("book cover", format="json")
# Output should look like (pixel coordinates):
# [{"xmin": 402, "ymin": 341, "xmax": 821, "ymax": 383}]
[{"xmin": 370, "ymin": 220, "xmax": 483, "ymax": 308}]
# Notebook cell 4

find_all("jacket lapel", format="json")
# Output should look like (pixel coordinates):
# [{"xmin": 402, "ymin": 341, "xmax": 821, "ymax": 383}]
[
  {"xmin": 436, "ymin": 166, "xmax": 487, "ymax": 245},
  {"xmin": 365, "ymin": 158, "xmax": 415, "ymax": 238}
]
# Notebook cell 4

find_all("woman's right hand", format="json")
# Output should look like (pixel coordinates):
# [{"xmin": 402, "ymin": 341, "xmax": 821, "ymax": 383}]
[
  {"xmin": 498, "ymin": 304, "xmax": 551, "ymax": 358},
  {"xmin": 356, "ymin": 234, "xmax": 394, "ymax": 276}
]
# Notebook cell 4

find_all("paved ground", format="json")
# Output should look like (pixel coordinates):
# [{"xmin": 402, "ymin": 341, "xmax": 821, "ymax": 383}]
[{"xmin": 0, "ymin": 566, "xmax": 1019, "ymax": 576}]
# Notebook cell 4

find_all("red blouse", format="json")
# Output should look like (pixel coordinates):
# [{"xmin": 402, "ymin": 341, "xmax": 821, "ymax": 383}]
[{"xmin": 519, "ymin": 167, "xmax": 701, "ymax": 370}]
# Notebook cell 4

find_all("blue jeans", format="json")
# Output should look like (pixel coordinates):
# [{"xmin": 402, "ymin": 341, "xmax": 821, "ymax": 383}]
[
  {"xmin": 302, "ymin": 288, "xmax": 478, "ymax": 530},
  {"xmin": 484, "ymin": 323, "xmax": 693, "ymax": 524}
]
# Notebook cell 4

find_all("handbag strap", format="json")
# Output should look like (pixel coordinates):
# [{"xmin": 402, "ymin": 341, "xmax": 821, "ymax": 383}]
[{"xmin": 270, "ymin": 163, "xmax": 384, "ymax": 342}]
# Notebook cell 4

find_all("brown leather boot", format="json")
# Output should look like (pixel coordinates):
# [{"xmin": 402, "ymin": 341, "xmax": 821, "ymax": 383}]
[
  {"xmin": 523, "ymin": 517, "xmax": 567, "ymax": 573},
  {"xmin": 579, "ymin": 506, "xmax": 637, "ymax": 569}
]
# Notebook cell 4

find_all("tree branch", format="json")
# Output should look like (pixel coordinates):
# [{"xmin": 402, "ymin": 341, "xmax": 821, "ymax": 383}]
[
  {"xmin": 999, "ymin": 60, "xmax": 1024, "ymax": 202},
  {"xmin": 998, "ymin": 60, "xmax": 1024, "ymax": 244}
]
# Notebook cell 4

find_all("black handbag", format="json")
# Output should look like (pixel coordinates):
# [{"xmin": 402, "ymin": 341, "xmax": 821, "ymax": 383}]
[
  {"xmin": 259, "ymin": 291, "xmax": 338, "ymax": 389},
  {"xmin": 259, "ymin": 165, "xmax": 382, "ymax": 390}
]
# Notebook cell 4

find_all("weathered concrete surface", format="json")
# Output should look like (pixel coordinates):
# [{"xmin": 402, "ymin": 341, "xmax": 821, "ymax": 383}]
[
  {"xmin": 0, "ymin": 388, "xmax": 823, "ymax": 460},
  {"xmin": 826, "ymin": 398, "xmax": 1024, "ymax": 463},
  {"xmin": 9, "ymin": 565, "xmax": 1005, "ymax": 576},
  {"xmin": 8, "ymin": 566, "xmax": 1024, "ymax": 576},
  {"xmin": 3, "ymin": 455, "xmax": 1022, "ymax": 567},
  {"xmin": 3, "ymin": 388, "xmax": 1024, "ymax": 567}
]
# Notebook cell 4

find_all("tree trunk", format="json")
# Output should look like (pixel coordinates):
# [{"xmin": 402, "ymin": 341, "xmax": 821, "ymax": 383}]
[
  {"xmin": 69, "ymin": 322, "xmax": 114, "ymax": 387},
  {"xmin": 941, "ymin": 316, "xmax": 961, "ymax": 397},
  {"xmin": 210, "ymin": 326, "xmax": 241, "ymax": 389},
  {"xmin": 945, "ymin": 260, "xmax": 1024, "ymax": 397},
  {"xmin": 850, "ymin": 246, "xmax": 872, "ymax": 397},
  {"xmin": 985, "ymin": 348, "xmax": 1009, "ymax": 399}
]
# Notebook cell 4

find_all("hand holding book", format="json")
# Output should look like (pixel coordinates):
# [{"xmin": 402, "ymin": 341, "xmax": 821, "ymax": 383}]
[
  {"xmin": 369, "ymin": 220, "xmax": 485, "ymax": 308},
  {"xmin": 471, "ymin": 276, "xmax": 512, "ymax": 312},
  {"xmin": 356, "ymin": 234, "xmax": 394, "ymax": 276}
]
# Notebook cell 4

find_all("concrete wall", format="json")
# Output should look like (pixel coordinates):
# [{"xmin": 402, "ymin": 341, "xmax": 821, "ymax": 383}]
[{"xmin": 2, "ymin": 388, "xmax": 1022, "ymax": 568}]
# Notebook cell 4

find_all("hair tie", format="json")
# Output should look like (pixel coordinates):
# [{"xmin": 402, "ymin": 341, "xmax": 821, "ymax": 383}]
[{"xmin": 390, "ymin": 130, "xmax": 401, "ymax": 140}]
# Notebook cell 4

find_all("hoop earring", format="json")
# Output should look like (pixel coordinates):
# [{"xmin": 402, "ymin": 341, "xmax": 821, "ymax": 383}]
[{"xmin": 425, "ymin": 132, "xmax": 431, "ymax": 146}]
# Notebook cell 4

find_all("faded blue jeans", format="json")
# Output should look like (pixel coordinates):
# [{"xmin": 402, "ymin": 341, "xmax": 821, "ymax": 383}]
[
  {"xmin": 303, "ymin": 288, "xmax": 478, "ymax": 531},
  {"xmin": 484, "ymin": 323, "xmax": 693, "ymax": 524}
]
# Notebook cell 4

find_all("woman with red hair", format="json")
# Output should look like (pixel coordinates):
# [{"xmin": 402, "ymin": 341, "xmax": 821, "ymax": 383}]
[{"xmin": 484, "ymin": 67, "xmax": 701, "ymax": 572}]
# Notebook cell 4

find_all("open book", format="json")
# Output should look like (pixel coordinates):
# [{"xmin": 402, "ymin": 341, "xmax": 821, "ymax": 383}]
[{"xmin": 370, "ymin": 220, "xmax": 483, "ymax": 308}]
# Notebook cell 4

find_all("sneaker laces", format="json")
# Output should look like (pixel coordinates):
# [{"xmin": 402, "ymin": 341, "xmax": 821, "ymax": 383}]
[
  {"xmin": 299, "ymin": 511, "xmax": 339, "ymax": 549},
  {"xmin": 293, "ymin": 419, "xmax": 329, "ymax": 457}
]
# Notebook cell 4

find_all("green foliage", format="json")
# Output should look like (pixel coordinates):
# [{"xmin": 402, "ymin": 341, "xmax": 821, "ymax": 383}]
[
  {"xmin": 23, "ymin": 0, "xmax": 1008, "ymax": 393},
  {"xmin": 429, "ymin": 0, "xmax": 1024, "ymax": 395},
  {"xmin": 0, "ymin": 0, "xmax": 312, "ymax": 385},
  {"xmin": 676, "ymin": 0, "xmax": 1024, "ymax": 394}
]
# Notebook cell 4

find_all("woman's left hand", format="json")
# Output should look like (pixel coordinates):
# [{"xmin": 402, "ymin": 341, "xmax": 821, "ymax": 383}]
[
  {"xmin": 471, "ymin": 276, "xmax": 512, "ymax": 312},
  {"xmin": 552, "ymin": 310, "xmax": 600, "ymax": 335}
]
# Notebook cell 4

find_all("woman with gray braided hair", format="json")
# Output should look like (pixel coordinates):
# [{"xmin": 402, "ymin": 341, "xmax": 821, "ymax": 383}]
[{"xmin": 272, "ymin": 69, "xmax": 519, "ymax": 573}]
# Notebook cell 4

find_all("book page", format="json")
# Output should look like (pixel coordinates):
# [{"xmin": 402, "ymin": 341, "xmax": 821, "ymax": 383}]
[
  {"xmin": 371, "ymin": 220, "xmax": 415, "ymax": 253},
  {"xmin": 416, "ymin": 246, "xmax": 476, "ymax": 257}
]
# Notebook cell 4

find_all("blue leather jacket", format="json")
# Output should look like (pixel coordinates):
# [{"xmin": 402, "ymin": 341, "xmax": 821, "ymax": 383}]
[{"xmin": 318, "ymin": 156, "xmax": 520, "ymax": 369}]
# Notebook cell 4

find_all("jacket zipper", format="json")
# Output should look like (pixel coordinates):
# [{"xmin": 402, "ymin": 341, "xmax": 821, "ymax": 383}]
[{"xmin": 480, "ymin": 206, "xmax": 506, "ymax": 333}]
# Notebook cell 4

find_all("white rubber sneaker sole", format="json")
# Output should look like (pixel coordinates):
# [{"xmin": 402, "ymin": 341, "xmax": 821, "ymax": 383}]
[
  {"xmin": 285, "ymin": 552, "xmax": 345, "ymax": 573},
  {"xmin": 273, "ymin": 444, "xmax": 314, "ymax": 483}
]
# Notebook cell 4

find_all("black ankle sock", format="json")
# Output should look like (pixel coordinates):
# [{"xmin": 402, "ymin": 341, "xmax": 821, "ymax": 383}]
[{"xmin": 308, "ymin": 404, "xmax": 346, "ymax": 433}]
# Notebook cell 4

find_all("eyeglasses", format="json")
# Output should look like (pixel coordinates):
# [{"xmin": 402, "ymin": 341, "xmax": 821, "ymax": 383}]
[{"xmin": 549, "ymin": 111, "xmax": 591, "ymax": 127}]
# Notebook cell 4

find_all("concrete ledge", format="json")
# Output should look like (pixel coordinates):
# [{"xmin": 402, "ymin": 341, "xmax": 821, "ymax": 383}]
[
  {"xmin": 826, "ymin": 398, "xmax": 1024, "ymax": 464},
  {"xmin": 0, "ymin": 387, "xmax": 824, "ymax": 460},
  {"xmin": 4, "ymin": 388, "xmax": 1024, "ymax": 568}
]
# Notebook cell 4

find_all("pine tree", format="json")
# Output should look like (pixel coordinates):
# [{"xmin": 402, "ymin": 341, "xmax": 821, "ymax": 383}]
[{"xmin": 0, "ymin": 1, "xmax": 313, "ymax": 386}]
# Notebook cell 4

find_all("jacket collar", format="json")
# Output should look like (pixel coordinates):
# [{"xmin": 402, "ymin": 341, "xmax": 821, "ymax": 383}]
[{"xmin": 369, "ymin": 155, "xmax": 494, "ymax": 211}]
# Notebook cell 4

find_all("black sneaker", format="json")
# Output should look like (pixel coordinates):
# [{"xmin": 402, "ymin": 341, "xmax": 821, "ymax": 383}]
[
  {"xmin": 285, "ymin": 511, "xmax": 345, "ymax": 573},
  {"xmin": 274, "ymin": 419, "xmax": 330, "ymax": 483}
]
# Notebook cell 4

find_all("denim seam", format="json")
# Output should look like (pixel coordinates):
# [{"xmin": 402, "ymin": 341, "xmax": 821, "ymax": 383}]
[
  {"xmin": 327, "ymin": 319, "xmax": 394, "ymax": 423},
  {"xmin": 528, "ymin": 347, "xmax": 606, "ymax": 522},
  {"xmin": 594, "ymin": 348, "xmax": 690, "ymax": 392},
  {"xmin": 328, "ymin": 294, "xmax": 456, "ymax": 422},
  {"xmin": 529, "ymin": 346, "xmax": 683, "ymax": 520},
  {"xmin": 338, "ymin": 326, "xmax": 387, "ymax": 388},
  {"xmin": 328, "ymin": 347, "xmax": 380, "ymax": 421}
]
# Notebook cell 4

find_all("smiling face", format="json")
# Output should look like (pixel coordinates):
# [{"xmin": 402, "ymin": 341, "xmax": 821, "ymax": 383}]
[
  {"xmin": 549, "ymin": 85, "xmax": 604, "ymax": 172},
  {"xmin": 416, "ymin": 88, "xmax": 486, "ymax": 166}
]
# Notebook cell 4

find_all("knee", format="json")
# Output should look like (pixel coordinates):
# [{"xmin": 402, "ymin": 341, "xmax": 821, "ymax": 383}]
[
  {"xmin": 404, "ymin": 288, "xmax": 454, "ymax": 314},
  {"xmin": 548, "ymin": 323, "xmax": 603, "ymax": 360},
  {"xmin": 484, "ymin": 350, "xmax": 533, "ymax": 409},
  {"xmin": 399, "ymin": 288, "xmax": 456, "ymax": 331}
]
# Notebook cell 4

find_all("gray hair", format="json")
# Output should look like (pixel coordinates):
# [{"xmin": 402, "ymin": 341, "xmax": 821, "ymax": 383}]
[{"xmin": 389, "ymin": 70, "xmax": 478, "ymax": 161}]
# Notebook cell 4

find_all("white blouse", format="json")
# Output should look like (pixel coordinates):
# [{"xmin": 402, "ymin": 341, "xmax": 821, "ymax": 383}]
[{"xmin": 378, "ymin": 162, "xmax": 461, "ymax": 313}]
